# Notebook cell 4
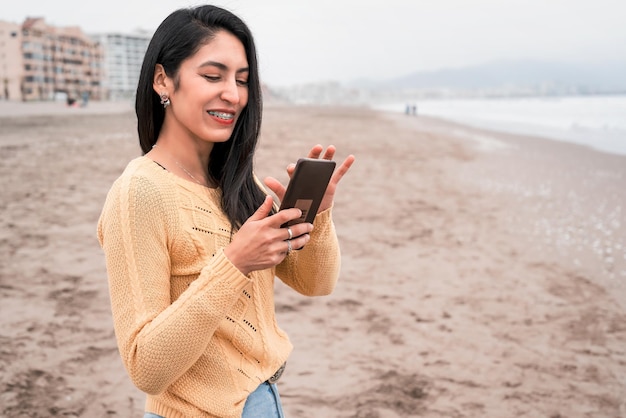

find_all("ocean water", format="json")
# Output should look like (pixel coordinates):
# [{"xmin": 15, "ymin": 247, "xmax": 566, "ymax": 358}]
[{"xmin": 374, "ymin": 95, "xmax": 626, "ymax": 156}]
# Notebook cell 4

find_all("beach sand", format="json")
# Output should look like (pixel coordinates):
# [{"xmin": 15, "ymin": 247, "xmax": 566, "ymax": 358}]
[{"xmin": 1, "ymin": 101, "xmax": 625, "ymax": 417}]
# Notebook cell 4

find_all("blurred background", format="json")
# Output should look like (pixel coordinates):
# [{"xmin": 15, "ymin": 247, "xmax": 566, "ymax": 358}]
[{"xmin": 1, "ymin": 0, "xmax": 625, "ymax": 154}]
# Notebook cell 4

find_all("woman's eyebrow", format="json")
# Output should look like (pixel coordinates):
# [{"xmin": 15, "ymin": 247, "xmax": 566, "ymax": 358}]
[{"xmin": 198, "ymin": 60, "xmax": 249, "ymax": 73}]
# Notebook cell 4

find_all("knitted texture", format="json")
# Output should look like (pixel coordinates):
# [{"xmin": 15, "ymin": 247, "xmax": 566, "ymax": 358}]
[{"xmin": 97, "ymin": 157, "xmax": 341, "ymax": 418}]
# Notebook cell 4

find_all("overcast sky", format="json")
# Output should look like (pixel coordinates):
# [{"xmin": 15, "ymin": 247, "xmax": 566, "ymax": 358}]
[{"xmin": 3, "ymin": 0, "xmax": 625, "ymax": 86}]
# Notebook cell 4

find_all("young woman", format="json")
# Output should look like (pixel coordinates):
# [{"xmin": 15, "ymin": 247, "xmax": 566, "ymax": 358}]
[{"xmin": 97, "ymin": 5, "xmax": 354, "ymax": 418}]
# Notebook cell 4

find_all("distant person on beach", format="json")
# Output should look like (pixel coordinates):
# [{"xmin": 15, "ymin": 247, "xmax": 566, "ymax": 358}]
[
  {"xmin": 81, "ymin": 90, "xmax": 90, "ymax": 107},
  {"xmin": 97, "ymin": 5, "xmax": 354, "ymax": 418}
]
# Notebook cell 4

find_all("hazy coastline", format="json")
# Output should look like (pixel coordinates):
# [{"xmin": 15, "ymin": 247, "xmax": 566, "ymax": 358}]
[{"xmin": 374, "ymin": 94, "xmax": 626, "ymax": 157}]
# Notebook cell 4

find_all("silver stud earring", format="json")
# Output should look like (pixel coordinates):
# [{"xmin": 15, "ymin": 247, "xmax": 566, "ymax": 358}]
[{"xmin": 160, "ymin": 92, "xmax": 170, "ymax": 108}]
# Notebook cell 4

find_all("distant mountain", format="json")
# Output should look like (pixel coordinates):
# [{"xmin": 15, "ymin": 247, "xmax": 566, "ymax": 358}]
[{"xmin": 352, "ymin": 60, "xmax": 626, "ymax": 93}]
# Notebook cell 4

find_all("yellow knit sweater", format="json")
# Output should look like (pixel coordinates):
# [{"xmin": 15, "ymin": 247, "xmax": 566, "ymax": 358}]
[{"xmin": 97, "ymin": 156, "xmax": 340, "ymax": 417}]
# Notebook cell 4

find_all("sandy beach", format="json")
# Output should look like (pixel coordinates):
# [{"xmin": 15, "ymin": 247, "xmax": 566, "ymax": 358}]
[{"xmin": 1, "ymin": 100, "xmax": 625, "ymax": 417}]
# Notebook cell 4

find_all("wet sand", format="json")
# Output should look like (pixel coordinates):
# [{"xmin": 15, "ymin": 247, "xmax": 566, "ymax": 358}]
[{"xmin": 1, "ymin": 101, "xmax": 625, "ymax": 417}]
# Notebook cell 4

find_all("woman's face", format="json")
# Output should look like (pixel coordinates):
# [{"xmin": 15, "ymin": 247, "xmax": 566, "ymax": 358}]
[{"xmin": 165, "ymin": 30, "xmax": 249, "ymax": 145}]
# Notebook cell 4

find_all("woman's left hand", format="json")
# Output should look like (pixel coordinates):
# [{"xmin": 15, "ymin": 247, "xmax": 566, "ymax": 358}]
[{"xmin": 264, "ymin": 145, "xmax": 355, "ymax": 214}]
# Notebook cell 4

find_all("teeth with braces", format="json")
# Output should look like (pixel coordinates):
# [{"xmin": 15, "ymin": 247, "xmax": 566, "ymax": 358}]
[{"xmin": 208, "ymin": 111, "xmax": 234, "ymax": 120}]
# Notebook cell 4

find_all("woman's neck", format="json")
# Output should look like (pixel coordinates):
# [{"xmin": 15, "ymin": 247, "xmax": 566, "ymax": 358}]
[{"xmin": 148, "ymin": 126, "xmax": 214, "ymax": 187}]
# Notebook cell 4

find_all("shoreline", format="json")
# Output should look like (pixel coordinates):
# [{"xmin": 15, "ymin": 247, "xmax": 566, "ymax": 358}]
[
  {"xmin": 373, "ymin": 94, "xmax": 626, "ymax": 157},
  {"xmin": 390, "ymin": 111, "xmax": 626, "ymax": 307}
]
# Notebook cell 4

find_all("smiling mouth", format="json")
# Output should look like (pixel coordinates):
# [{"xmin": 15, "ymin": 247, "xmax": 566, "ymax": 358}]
[{"xmin": 208, "ymin": 111, "xmax": 234, "ymax": 121}]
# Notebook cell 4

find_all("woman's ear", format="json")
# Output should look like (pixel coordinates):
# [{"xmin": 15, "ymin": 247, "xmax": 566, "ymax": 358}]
[{"xmin": 153, "ymin": 64, "xmax": 169, "ymax": 96}]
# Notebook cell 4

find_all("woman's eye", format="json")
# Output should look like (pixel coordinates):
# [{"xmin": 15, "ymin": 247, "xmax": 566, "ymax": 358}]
[
  {"xmin": 203, "ymin": 75, "xmax": 220, "ymax": 81},
  {"xmin": 236, "ymin": 79, "xmax": 249, "ymax": 86}
]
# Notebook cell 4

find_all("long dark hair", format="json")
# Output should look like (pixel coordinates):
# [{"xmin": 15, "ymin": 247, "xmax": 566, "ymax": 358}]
[{"xmin": 136, "ymin": 5, "xmax": 268, "ymax": 229}]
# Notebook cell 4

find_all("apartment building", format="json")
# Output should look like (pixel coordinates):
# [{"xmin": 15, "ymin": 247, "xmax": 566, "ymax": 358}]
[
  {"xmin": 21, "ymin": 17, "xmax": 106, "ymax": 101},
  {"xmin": 91, "ymin": 31, "xmax": 151, "ymax": 100},
  {"xmin": 0, "ymin": 18, "xmax": 107, "ymax": 102},
  {"xmin": 0, "ymin": 21, "xmax": 23, "ymax": 100}
]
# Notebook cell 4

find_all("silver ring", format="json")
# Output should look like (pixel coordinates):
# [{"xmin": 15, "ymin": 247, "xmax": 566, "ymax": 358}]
[
  {"xmin": 286, "ymin": 239, "xmax": 292, "ymax": 254},
  {"xmin": 287, "ymin": 227, "xmax": 293, "ymax": 240}
]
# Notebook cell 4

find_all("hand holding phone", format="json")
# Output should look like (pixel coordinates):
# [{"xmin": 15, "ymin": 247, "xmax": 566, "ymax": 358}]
[{"xmin": 279, "ymin": 158, "xmax": 336, "ymax": 227}]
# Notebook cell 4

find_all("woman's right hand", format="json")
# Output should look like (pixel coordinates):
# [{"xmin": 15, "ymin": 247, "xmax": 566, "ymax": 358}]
[{"xmin": 223, "ymin": 196, "xmax": 313, "ymax": 276}]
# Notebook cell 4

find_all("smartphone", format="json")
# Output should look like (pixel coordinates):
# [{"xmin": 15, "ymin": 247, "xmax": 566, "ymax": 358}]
[{"xmin": 279, "ymin": 158, "xmax": 336, "ymax": 227}]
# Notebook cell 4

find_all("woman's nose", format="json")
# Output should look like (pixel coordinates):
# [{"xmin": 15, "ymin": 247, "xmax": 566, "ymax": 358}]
[{"xmin": 220, "ymin": 79, "xmax": 240, "ymax": 104}]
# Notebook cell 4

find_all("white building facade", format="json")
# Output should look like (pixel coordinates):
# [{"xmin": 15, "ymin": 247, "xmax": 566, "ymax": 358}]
[{"xmin": 92, "ymin": 31, "xmax": 152, "ymax": 101}]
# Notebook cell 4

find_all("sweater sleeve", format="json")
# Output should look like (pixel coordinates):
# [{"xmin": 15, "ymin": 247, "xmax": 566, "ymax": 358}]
[
  {"xmin": 97, "ymin": 173, "xmax": 250, "ymax": 395},
  {"xmin": 275, "ymin": 207, "xmax": 341, "ymax": 296}
]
